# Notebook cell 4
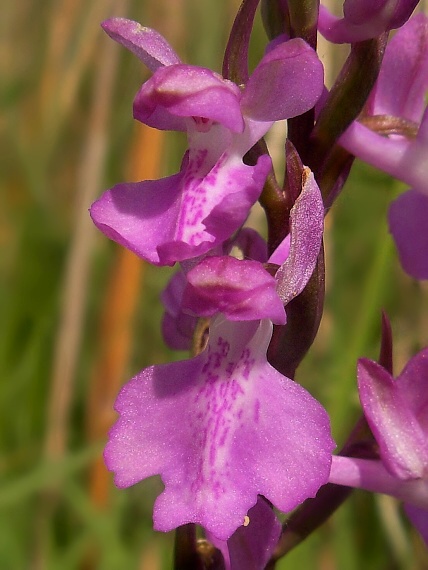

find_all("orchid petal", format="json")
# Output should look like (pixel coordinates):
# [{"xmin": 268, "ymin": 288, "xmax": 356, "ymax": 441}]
[
  {"xmin": 101, "ymin": 18, "xmax": 180, "ymax": 72},
  {"xmin": 370, "ymin": 14, "xmax": 428, "ymax": 121},
  {"xmin": 343, "ymin": 0, "xmax": 391, "ymax": 24},
  {"xmin": 329, "ymin": 456, "xmax": 428, "ymax": 508},
  {"xmin": 339, "ymin": 119, "xmax": 428, "ymax": 195},
  {"xmin": 182, "ymin": 256, "xmax": 286, "ymax": 324},
  {"xmin": 105, "ymin": 317, "xmax": 334, "ymax": 540},
  {"xmin": 90, "ymin": 134, "xmax": 271, "ymax": 266},
  {"xmin": 274, "ymin": 169, "xmax": 324, "ymax": 304},
  {"xmin": 241, "ymin": 39, "xmax": 324, "ymax": 121},
  {"xmin": 268, "ymin": 234, "xmax": 290, "ymax": 266},
  {"xmin": 318, "ymin": 5, "xmax": 383, "ymax": 43},
  {"xmin": 358, "ymin": 358, "xmax": 428, "ymax": 480},
  {"xmin": 388, "ymin": 189, "xmax": 428, "ymax": 280},
  {"xmin": 134, "ymin": 64, "xmax": 244, "ymax": 132}
]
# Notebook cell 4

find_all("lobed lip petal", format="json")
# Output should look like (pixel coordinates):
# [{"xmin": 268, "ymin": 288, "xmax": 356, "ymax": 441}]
[
  {"xmin": 393, "ymin": 348, "xmax": 428, "ymax": 433},
  {"xmin": 337, "ymin": 16, "xmax": 428, "ymax": 209},
  {"xmin": 134, "ymin": 64, "xmax": 244, "ymax": 132},
  {"xmin": 182, "ymin": 256, "xmax": 286, "ymax": 324},
  {"xmin": 104, "ymin": 317, "xmax": 334, "ymax": 540},
  {"xmin": 339, "ymin": 114, "xmax": 428, "ymax": 197},
  {"xmin": 101, "ymin": 18, "xmax": 181, "ymax": 71},
  {"xmin": 329, "ymin": 456, "xmax": 428, "ymax": 508},
  {"xmin": 343, "ymin": 0, "xmax": 419, "ymax": 28},
  {"xmin": 90, "ymin": 148, "xmax": 271, "ymax": 266},
  {"xmin": 161, "ymin": 270, "xmax": 197, "ymax": 351},
  {"xmin": 358, "ymin": 358, "xmax": 428, "ymax": 480},
  {"xmin": 388, "ymin": 190, "xmax": 428, "ymax": 280},
  {"xmin": 232, "ymin": 228, "xmax": 268, "ymax": 263},
  {"xmin": 318, "ymin": 0, "xmax": 419, "ymax": 43},
  {"xmin": 89, "ymin": 172, "xmax": 185, "ymax": 266},
  {"xmin": 241, "ymin": 39, "xmax": 324, "ymax": 122}
]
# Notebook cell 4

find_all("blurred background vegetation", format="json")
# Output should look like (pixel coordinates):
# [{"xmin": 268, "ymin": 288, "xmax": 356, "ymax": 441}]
[{"xmin": 1, "ymin": 0, "xmax": 428, "ymax": 568}]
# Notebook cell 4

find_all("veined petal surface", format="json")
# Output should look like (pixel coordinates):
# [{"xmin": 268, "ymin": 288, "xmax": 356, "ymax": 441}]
[
  {"xmin": 105, "ymin": 317, "xmax": 334, "ymax": 540},
  {"xmin": 134, "ymin": 64, "xmax": 244, "ymax": 132},
  {"xmin": 90, "ymin": 133, "xmax": 271, "ymax": 266},
  {"xmin": 102, "ymin": 18, "xmax": 181, "ymax": 71},
  {"xmin": 207, "ymin": 497, "xmax": 281, "ymax": 570},
  {"xmin": 388, "ymin": 189, "xmax": 428, "ymax": 280}
]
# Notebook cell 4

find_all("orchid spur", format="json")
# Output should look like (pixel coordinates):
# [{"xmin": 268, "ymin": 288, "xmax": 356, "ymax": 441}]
[{"xmin": 318, "ymin": 0, "xmax": 419, "ymax": 43}]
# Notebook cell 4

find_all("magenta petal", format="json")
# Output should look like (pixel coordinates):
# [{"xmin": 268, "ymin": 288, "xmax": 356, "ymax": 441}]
[
  {"xmin": 344, "ymin": 0, "xmax": 418, "ymax": 28},
  {"xmin": 317, "ymin": 5, "xmax": 379, "ymax": 43},
  {"xmin": 161, "ymin": 311, "xmax": 194, "ymax": 351},
  {"xmin": 207, "ymin": 497, "xmax": 281, "ymax": 570},
  {"xmin": 371, "ymin": 14, "xmax": 428, "ymax": 121},
  {"xmin": 161, "ymin": 271, "xmax": 196, "ymax": 351},
  {"xmin": 404, "ymin": 504, "xmax": 428, "ymax": 545},
  {"xmin": 90, "ymin": 149, "xmax": 270, "ymax": 266},
  {"xmin": 275, "ymin": 169, "xmax": 324, "ymax": 304},
  {"xmin": 241, "ymin": 39, "xmax": 324, "ymax": 121},
  {"xmin": 90, "ymin": 173, "xmax": 184, "ymax": 266},
  {"xmin": 388, "ymin": 189, "xmax": 428, "ymax": 280},
  {"xmin": 101, "ymin": 18, "xmax": 181, "ymax": 71},
  {"xmin": 104, "ymin": 317, "xmax": 334, "ymax": 540},
  {"xmin": 182, "ymin": 256, "xmax": 286, "ymax": 324},
  {"xmin": 358, "ymin": 358, "xmax": 428, "ymax": 479},
  {"xmin": 134, "ymin": 64, "xmax": 244, "ymax": 132},
  {"xmin": 156, "ymin": 152, "xmax": 272, "ymax": 265},
  {"xmin": 268, "ymin": 235, "xmax": 290, "ymax": 266}
]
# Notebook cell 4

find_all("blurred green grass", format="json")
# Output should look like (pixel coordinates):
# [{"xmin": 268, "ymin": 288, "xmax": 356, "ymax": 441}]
[{"xmin": 1, "ymin": 0, "xmax": 427, "ymax": 568}]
